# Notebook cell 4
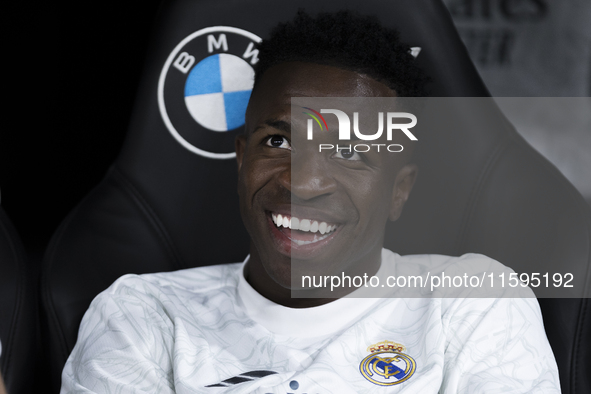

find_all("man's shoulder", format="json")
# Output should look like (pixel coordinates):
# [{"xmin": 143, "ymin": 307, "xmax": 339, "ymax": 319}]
[
  {"xmin": 382, "ymin": 249, "xmax": 532, "ymax": 298},
  {"xmin": 385, "ymin": 248, "xmax": 511, "ymax": 274},
  {"xmin": 99, "ymin": 262, "xmax": 244, "ymax": 302}
]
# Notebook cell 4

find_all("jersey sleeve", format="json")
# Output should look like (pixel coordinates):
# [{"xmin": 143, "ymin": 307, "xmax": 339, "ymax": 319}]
[
  {"xmin": 60, "ymin": 275, "xmax": 176, "ymax": 394},
  {"xmin": 439, "ymin": 296, "xmax": 561, "ymax": 394}
]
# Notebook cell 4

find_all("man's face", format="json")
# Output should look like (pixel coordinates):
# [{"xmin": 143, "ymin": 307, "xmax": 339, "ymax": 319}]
[{"xmin": 236, "ymin": 62, "xmax": 417, "ymax": 301}]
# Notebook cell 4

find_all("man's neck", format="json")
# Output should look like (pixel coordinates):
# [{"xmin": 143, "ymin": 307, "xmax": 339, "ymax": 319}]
[{"xmin": 244, "ymin": 248, "xmax": 382, "ymax": 308}]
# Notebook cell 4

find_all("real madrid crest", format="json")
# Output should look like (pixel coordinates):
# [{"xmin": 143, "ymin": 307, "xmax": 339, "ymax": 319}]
[
  {"xmin": 360, "ymin": 340, "xmax": 416, "ymax": 386},
  {"xmin": 158, "ymin": 26, "xmax": 262, "ymax": 159}
]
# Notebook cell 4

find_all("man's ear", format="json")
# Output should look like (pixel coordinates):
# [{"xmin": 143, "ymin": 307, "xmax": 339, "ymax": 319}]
[
  {"xmin": 389, "ymin": 164, "xmax": 418, "ymax": 221},
  {"xmin": 235, "ymin": 134, "xmax": 247, "ymax": 172}
]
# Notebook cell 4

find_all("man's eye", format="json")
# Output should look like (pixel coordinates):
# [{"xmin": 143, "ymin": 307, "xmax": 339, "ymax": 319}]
[
  {"xmin": 265, "ymin": 135, "xmax": 291, "ymax": 150},
  {"xmin": 332, "ymin": 148, "xmax": 362, "ymax": 161}
]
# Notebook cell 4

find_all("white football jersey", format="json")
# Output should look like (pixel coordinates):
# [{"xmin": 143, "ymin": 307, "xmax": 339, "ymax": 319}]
[{"xmin": 61, "ymin": 249, "xmax": 560, "ymax": 393}]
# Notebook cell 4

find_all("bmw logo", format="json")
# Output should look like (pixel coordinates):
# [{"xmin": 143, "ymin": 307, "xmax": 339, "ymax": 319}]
[{"xmin": 158, "ymin": 26, "xmax": 262, "ymax": 159}]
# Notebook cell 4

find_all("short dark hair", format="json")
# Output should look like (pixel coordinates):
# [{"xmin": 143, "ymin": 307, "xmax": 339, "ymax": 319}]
[{"xmin": 253, "ymin": 9, "xmax": 430, "ymax": 97}]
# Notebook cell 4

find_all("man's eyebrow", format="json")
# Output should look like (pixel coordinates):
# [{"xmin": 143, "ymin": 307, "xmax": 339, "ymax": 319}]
[{"xmin": 253, "ymin": 120, "xmax": 291, "ymax": 135}]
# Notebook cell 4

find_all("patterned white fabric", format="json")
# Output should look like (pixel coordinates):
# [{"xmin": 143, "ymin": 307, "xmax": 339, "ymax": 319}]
[{"xmin": 61, "ymin": 249, "xmax": 560, "ymax": 393}]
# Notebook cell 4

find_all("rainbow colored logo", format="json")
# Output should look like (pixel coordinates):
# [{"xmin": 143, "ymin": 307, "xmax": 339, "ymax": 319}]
[{"xmin": 302, "ymin": 107, "xmax": 328, "ymax": 131}]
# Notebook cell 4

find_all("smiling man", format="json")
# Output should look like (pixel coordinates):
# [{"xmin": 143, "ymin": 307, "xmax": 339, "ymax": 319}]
[
  {"xmin": 236, "ymin": 62, "xmax": 420, "ymax": 306},
  {"xmin": 61, "ymin": 10, "xmax": 560, "ymax": 394}
]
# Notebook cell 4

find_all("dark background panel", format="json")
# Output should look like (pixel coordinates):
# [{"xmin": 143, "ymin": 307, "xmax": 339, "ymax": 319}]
[{"xmin": 1, "ymin": 1, "xmax": 163, "ymax": 260}]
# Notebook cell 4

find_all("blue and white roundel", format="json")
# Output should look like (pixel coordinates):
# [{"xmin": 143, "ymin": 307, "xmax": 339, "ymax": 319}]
[
  {"xmin": 159, "ymin": 26, "xmax": 261, "ymax": 159},
  {"xmin": 184, "ymin": 53, "xmax": 254, "ymax": 132}
]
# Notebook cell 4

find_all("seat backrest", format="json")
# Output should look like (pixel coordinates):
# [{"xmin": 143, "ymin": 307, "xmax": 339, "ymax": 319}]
[
  {"xmin": 0, "ymin": 206, "xmax": 39, "ymax": 394},
  {"xmin": 41, "ymin": 0, "xmax": 591, "ymax": 393},
  {"xmin": 386, "ymin": 96, "xmax": 591, "ymax": 393}
]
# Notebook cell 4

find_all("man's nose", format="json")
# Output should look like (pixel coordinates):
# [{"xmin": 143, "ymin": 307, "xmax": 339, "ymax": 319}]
[{"xmin": 278, "ymin": 153, "xmax": 337, "ymax": 201}]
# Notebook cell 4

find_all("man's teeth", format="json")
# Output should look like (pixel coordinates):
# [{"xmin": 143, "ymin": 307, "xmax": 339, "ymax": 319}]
[{"xmin": 271, "ymin": 213, "xmax": 337, "ymax": 235}]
